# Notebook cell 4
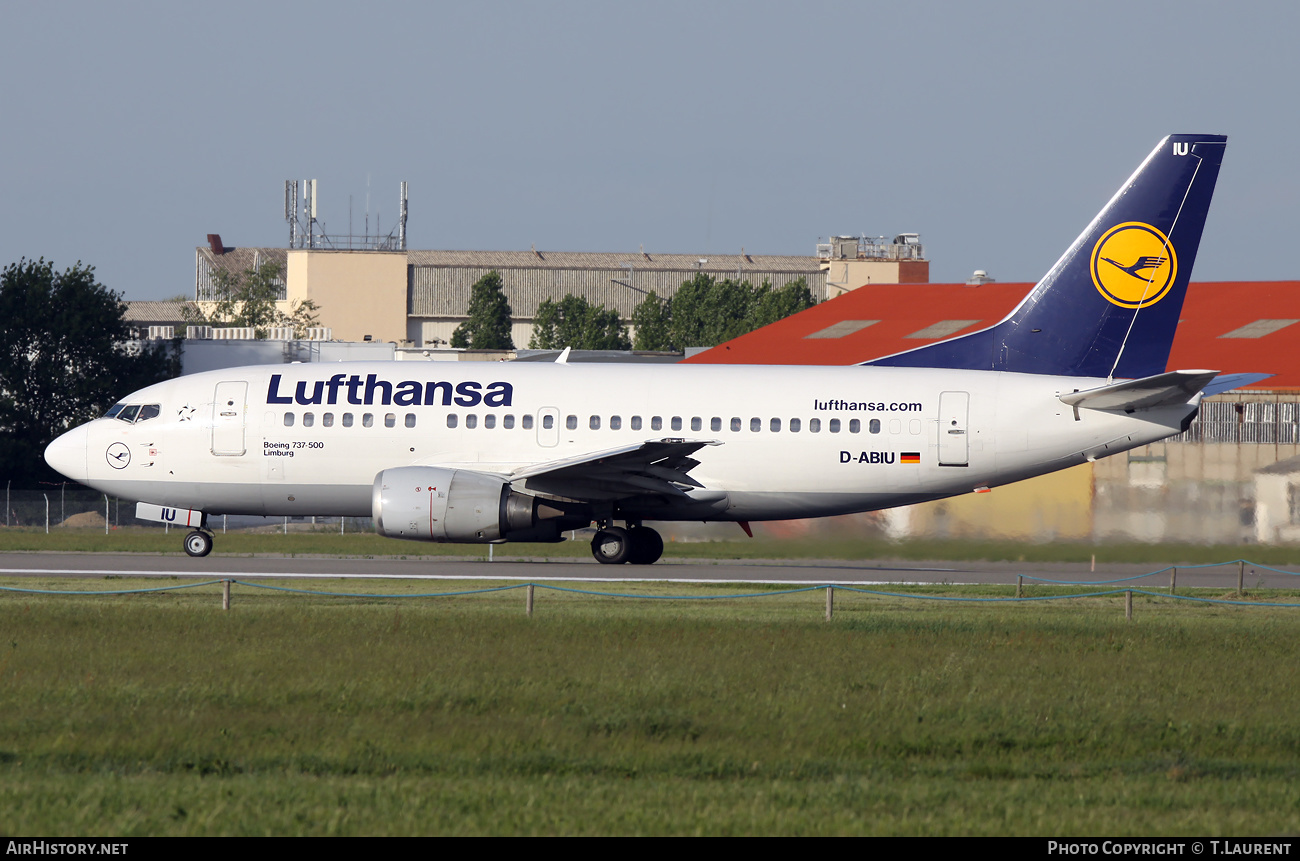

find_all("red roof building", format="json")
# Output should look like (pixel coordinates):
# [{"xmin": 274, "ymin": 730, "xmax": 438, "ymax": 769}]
[{"xmin": 685, "ymin": 281, "xmax": 1300, "ymax": 391}]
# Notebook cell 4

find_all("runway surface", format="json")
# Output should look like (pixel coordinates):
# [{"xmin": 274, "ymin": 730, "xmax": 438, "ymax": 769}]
[{"xmin": 1, "ymin": 551, "xmax": 1296, "ymax": 589}]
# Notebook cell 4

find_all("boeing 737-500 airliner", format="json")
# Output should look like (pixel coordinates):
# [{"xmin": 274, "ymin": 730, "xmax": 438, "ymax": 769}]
[{"xmin": 45, "ymin": 135, "xmax": 1254, "ymax": 564}]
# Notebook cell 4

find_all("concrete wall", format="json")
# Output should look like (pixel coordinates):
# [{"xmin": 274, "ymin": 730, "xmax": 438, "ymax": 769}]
[
  {"xmin": 286, "ymin": 250, "xmax": 408, "ymax": 344},
  {"xmin": 824, "ymin": 260, "xmax": 930, "ymax": 298}
]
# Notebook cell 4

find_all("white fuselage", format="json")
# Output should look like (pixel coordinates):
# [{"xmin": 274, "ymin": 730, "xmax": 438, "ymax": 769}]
[{"xmin": 47, "ymin": 361, "xmax": 1195, "ymax": 524}]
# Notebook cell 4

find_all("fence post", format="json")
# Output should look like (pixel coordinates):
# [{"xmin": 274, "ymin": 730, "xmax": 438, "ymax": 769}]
[
  {"xmin": 1126, "ymin": 590, "xmax": 1133, "ymax": 621},
  {"xmin": 825, "ymin": 585, "xmax": 834, "ymax": 621},
  {"xmin": 223, "ymin": 514, "xmax": 227, "ymax": 534},
  {"xmin": 1170, "ymin": 566, "xmax": 1176, "ymax": 595},
  {"xmin": 43, "ymin": 493, "xmax": 49, "ymax": 534},
  {"xmin": 5, "ymin": 480, "xmax": 9, "ymax": 527},
  {"xmin": 489, "ymin": 544, "xmax": 494, "ymax": 562},
  {"xmin": 526, "ymin": 583, "xmax": 534, "ymax": 617},
  {"xmin": 104, "ymin": 495, "xmax": 109, "ymax": 535},
  {"xmin": 222, "ymin": 580, "xmax": 231, "ymax": 611},
  {"xmin": 1017, "ymin": 575, "xmax": 1023, "ymax": 598},
  {"xmin": 1238, "ymin": 560, "xmax": 1245, "ymax": 595}
]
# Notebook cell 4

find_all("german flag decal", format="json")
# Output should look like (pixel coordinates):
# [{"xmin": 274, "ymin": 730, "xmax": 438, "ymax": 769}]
[{"xmin": 901, "ymin": 452, "xmax": 920, "ymax": 464}]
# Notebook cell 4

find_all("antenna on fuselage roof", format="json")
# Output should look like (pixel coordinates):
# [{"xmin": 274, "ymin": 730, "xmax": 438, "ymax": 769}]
[{"xmin": 555, "ymin": 347, "xmax": 572, "ymax": 364}]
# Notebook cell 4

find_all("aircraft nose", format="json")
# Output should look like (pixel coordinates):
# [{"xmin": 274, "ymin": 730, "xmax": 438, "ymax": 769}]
[{"xmin": 44, "ymin": 425, "xmax": 89, "ymax": 482}]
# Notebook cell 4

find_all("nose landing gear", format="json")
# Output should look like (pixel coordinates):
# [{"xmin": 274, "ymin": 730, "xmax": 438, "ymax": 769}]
[
  {"xmin": 590, "ymin": 524, "xmax": 664, "ymax": 565},
  {"xmin": 183, "ymin": 530, "xmax": 214, "ymax": 558}
]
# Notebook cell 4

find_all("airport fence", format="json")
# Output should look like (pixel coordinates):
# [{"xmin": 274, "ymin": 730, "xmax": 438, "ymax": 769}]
[
  {"xmin": 7, "ymin": 560, "xmax": 1300, "ymax": 620},
  {"xmin": 1, "ymin": 482, "xmax": 374, "ymax": 533}
]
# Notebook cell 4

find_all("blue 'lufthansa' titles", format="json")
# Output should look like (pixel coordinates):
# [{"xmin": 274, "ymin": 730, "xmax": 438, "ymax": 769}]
[{"xmin": 267, "ymin": 374, "xmax": 514, "ymax": 408}]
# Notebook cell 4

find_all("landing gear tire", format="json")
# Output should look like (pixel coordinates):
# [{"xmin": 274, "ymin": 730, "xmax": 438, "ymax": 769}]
[
  {"xmin": 184, "ymin": 530, "xmax": 213, "ymax": 558},
  {"xmin": 591, "ymin": 526, "xmax": 632, "ymax": 564},
  {"xmin": 628, "ymin": 526, "xmax": 664, "ymax": 565}
]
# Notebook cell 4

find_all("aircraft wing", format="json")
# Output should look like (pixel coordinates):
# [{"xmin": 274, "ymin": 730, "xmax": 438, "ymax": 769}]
[
  {"xmin": 508, "ymin": 438, "xmax": 722, "ymax": 501},
  {"xmin": 1059, "ymin": 370, "xmax": 1220, "ymax": 412}
]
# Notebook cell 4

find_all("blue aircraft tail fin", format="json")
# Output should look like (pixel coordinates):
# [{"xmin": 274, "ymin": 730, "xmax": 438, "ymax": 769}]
[{"xmin": 866, "ymin": 134, "xmax": 1227, "ymax": 379}]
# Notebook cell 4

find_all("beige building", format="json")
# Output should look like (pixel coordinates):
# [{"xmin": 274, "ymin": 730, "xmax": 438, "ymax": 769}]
[{"xmin": 195, "ymin": 242, "xmax": 843, "ymax": 348}]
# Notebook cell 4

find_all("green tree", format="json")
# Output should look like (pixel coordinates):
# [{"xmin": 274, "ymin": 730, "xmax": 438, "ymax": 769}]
[
  {"xmin": 184, "ymin": 262, "xmax": 319, "ymax": 338},
  {"xmin": 529, "ymin": 294, "xmax": 631, "ymax": 350},
  {"xmin": 750, "ymin": 277, "xmax": 817, "ymax": 329},
  {"xmin": 451, "ymin": 271, "xmax": 514, "ymax": 350},
  {"xmin": 0, "ymin": 259, "xmax": 176, "ymax": 485},
  {"xmin": 631, "ymin": 290, "xmax": 673, "ymax": 351},
  {"xmin": 631, "ymin": 275, "xmax": 817, "ymax": 351}
]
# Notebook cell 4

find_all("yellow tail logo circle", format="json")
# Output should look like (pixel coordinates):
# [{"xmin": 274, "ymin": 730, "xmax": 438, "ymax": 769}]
[{"xmin": 1090, "ymin": 222, "xmax": 1178, "ymax": 309}]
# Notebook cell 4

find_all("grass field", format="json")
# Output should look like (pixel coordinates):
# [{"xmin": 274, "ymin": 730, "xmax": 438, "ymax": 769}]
[{"xmin": 3, "ymin": 577, "xmax": 1300, "ymax": 835}]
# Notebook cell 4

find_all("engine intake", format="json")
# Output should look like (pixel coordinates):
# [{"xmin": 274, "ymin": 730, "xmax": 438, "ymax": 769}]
[{"xmin": 372, "ymin": 466, "xmax": 565, "ymax": 543}]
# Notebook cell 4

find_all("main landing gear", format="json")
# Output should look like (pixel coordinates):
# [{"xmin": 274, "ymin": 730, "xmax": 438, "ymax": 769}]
[
  {"xmin": 183, "ymin": 530, "xmax": 214, "ymax": 558},
  {"xmin": 590, "ymin": 524, "xmax": 664, "ymax": 565}
]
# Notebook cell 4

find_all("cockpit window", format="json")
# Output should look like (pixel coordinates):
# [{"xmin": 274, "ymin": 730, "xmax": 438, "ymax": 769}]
[{"xmin": 107, "ymin": 403, "xmax": 161, "ymax": 423}]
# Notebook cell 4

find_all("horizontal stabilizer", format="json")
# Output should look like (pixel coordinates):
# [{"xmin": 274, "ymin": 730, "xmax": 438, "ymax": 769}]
[
  {"xmin": 1201, "ymin": 372, "xmax": 1273, "ymax": 397},
  {"xmin": 1059, "ymin": 370, "xmax": 1219, "ymax": 412}
]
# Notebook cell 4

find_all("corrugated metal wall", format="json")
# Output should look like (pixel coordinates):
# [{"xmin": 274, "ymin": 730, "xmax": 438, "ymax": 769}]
[
  {"xmin": 1175, "ymin": 401, "xmax": 1300, "ymax": 444},
  {"xmin": 408, "ymin": 266, "xmax": 826, "ymax": 318}
]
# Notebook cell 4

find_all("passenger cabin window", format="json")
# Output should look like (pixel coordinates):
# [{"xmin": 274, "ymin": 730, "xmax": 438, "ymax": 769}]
[
  {"xmin": 849, "ymin": 419, "xmax": 860, "ymax": 433},
  {"xmin": 522, "ymin": 415, "xmax": 534, "ymax": 430},
  {"xmin": 590, "ymin": 415, "xmax": 601, "ymax": 430},
  {"xmin": 384, "ymin": 413, "xmax": 396, "ymax": 428},
  {"xmin": 711, "ymin": 417, "xmax": 722, "ymax": 432},
  {"xmin": 829, "ymin": 419, "xmax": 841, "ymax": 433},
  {"xmin": 809, "ymin": 418, "xmax": 821, "ymax": 433},
  {"xmin": 750, "ymin": 417, "xmax": 761, "ymax": 432},
  {"xmin": 566, "ymin": 415, "xmax": 577, "ymax": 430},
  {"xmin": 322, "ymin": 413, "xmax": 334, "ymax": 427},
  {"xmin": 770, "ymin": 418, "xmax": 781, "ymax": 432},
  {"xmin": 405, "ymin": 413, "xmax": 417, "ymax": 428},
  {"xmin": 631, "ymin": 416, "xmax": 642, "ymax": 430},
  {"xmin": 447, "ymin": 414, "xmax": 458, "ymax": 428},
  {"xmin": 342, "ymin": 413, "xmax": 354, "ymax": 427},
  {"xmin": 484, "ymin": 414, "xmax": 495, "ymax": 429},
  {"xmin": 284, "ymin": 413, "xmax": 295, "ymax": 427},
  {"xmin": 610, "ymin": 415, "xmax": 622, "ymax": 430},
  {"xmin": 789, "ymin": 418, "xmax": 801, "ymax": 432},
  {"xmin": 466, "ymin": 414, "xmax": 478, "ymax": 429},
  {"xmin": 503, "ymin": 415, "xmax": 515, "ymax": 429},
  {"xmin": 870, "ymin": 419, "xmax": 881, "ymax": 434},
  {"xmin": 651, "ymin": 416, "xmax": 663, "ymax": 431},
  {"xmin": 671, "ymin": 417, "xmax": 682, "ymax": 431},
  {"xmin": 691, "ymin": 417, "xmax": 702, "ymax": 431},
  {"xmin": 303, "ymin": 413, "xmax": 314, "ymax": 427},
  {"xmin": 731, "ymin": 417, "xmax": 742, "ymax": 432},
  {"xmin": 363, "ymin": 413, "xmax": 374, "ymax": 428}
]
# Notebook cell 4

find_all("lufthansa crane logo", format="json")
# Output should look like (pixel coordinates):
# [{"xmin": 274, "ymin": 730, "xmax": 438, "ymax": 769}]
[
  {"xmin": 1090, "ymin": 222, "xmax": 1178, "ymax": 309},
  {"xmin": 106, "ymin": 442, "xmax": 131, "ymax": 469}
]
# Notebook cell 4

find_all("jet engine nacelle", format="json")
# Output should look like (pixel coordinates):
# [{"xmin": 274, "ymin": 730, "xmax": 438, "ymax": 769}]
[{"xmin": 372, "ymin": 466, "xmax": 566, "ymax": 543}]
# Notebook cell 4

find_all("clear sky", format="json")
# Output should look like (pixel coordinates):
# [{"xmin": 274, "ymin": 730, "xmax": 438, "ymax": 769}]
[{"xmin": 1, "ymin": 1, "xmax": 1296, "ymax": 300}]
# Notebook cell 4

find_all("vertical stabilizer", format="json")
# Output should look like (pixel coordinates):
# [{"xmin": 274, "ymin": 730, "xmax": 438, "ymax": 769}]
[{"xmin": 867, "ymin": 135, "xmax": 1227, "ymax": 378}]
